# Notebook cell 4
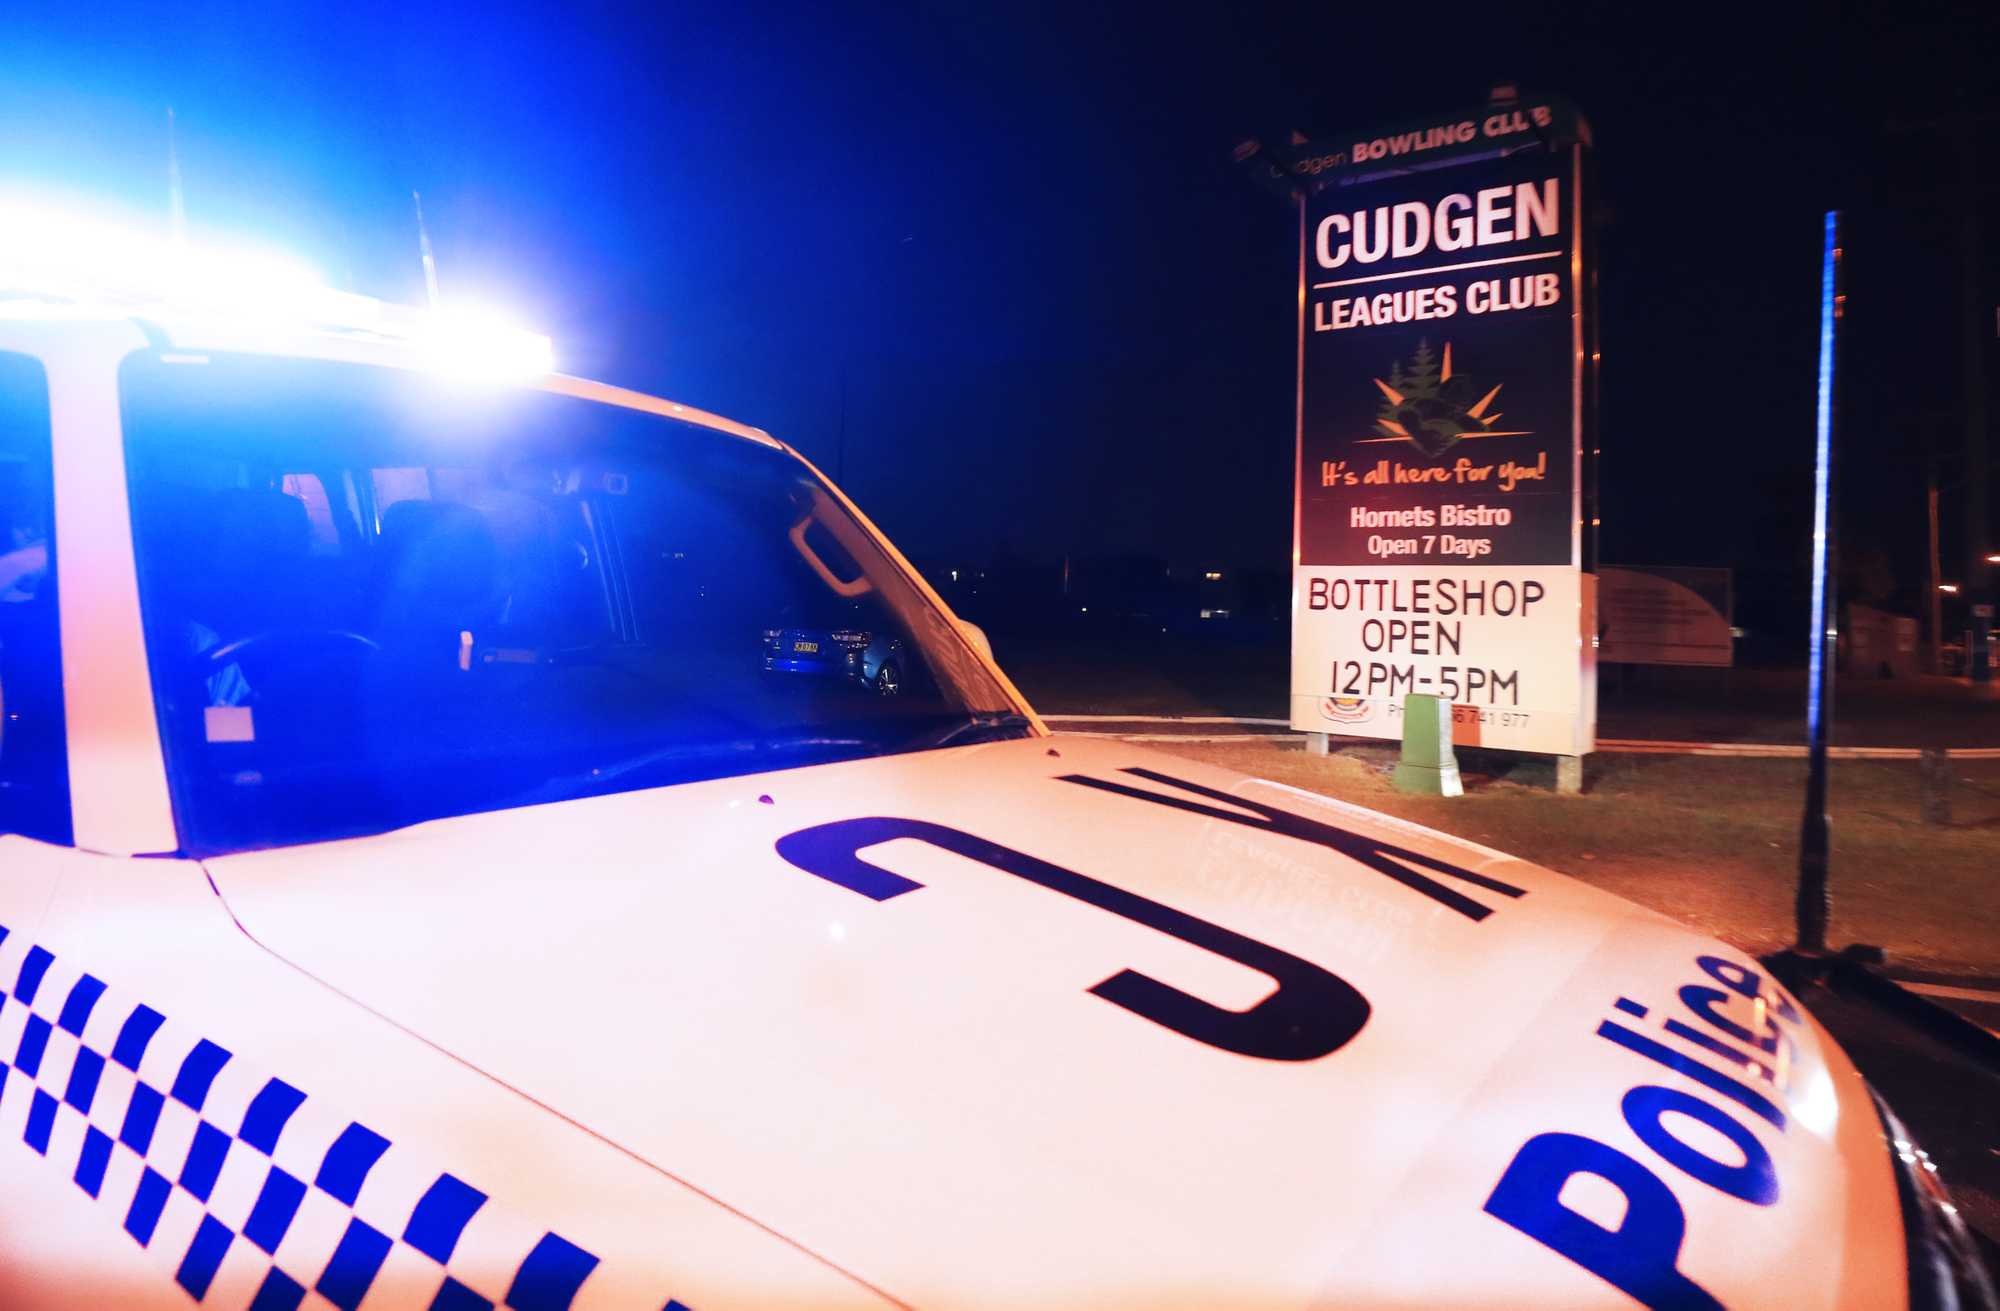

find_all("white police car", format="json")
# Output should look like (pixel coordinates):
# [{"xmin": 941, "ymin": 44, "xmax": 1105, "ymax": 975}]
[{"xmin": 0, "ymin": 212, "xmax": 1988, "ymax": 1310}]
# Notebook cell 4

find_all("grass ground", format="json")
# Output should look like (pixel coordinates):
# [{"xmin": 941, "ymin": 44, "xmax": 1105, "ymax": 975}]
[{"xmin": 1136, "ymin": 738, "xmax": 2000, "ymax": 978}]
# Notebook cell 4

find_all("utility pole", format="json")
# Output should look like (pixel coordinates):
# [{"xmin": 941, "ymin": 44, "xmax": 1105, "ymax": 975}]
[
  {"xmin": 1887, "ymin": 97, "xmax": 1997, "ymax": 682},
  {"xmin": 1929, "ymin": 474, "xmax": 1945, "ymax": 673},
  {"xmin": 1954, "ymin": 108, "xmax": 1992, "ymax": 681}
]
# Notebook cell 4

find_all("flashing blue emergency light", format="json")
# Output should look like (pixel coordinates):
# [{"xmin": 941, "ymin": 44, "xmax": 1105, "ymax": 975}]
[{"xmin": 0, "ymin": 197, "xmax": 554, "ymax": 381}]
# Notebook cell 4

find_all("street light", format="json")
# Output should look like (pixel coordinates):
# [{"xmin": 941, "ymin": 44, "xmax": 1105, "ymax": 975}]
[
  {"xmin": 1985, "ymin": 553, "xmax": 2000, "ymax": 564},
  {"xmin": 1939, "ymin": 583, "xmax": 1961, "ymax": 593}
]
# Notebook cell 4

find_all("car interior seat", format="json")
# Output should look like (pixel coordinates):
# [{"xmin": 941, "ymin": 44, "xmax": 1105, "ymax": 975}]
[{"xmin": 373, "ymin": 500, "xmax": 503, "ymax": 664}]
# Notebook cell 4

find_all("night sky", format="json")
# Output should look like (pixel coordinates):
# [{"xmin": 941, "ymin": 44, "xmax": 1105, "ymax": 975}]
[{"xmin": 7, "ymin": 2, "xmax": 1997, "ymax": 627}]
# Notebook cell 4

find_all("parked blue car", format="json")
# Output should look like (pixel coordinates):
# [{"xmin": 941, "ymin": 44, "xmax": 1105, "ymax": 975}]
[{"xmin": 762, "ymin": 623, "xmax": 906, "ymax": 694}]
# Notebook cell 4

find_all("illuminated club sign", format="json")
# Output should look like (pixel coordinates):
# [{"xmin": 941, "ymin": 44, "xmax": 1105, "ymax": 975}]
[{"xmin": 1287, "ymin": 97, "xmax": 1597, "ymax": 756}]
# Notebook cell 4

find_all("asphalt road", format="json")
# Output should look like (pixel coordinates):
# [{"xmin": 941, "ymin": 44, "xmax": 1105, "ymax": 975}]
[{"xmin": 1895, "ymin": 977, "xmax": 2000, "ymax": 1039}]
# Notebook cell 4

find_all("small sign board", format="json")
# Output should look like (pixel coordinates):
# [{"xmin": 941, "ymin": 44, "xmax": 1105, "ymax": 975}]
[{"xmin": 1598, "ymin": 566, "xmax": 1734, "ymax": 667}]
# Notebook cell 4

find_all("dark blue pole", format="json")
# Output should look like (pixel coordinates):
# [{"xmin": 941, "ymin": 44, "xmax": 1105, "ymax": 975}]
[{"xmin": 1796, "ymin": 211, "xmax": 1841, "ymax": 954}]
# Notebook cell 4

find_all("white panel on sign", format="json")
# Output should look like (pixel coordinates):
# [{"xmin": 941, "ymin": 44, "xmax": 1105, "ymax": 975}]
[{"xmin": 1291, "ymin": 566, "xmax": 1587, "ymax": 754}]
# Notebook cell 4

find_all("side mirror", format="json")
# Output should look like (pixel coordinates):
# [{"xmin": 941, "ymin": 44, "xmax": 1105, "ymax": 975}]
[{"xmin": 956, "ymin": 619, "xmax": 994, "ymax": 663}]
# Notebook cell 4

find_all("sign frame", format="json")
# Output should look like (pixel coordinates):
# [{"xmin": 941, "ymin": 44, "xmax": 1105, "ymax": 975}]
[{"xmin": 1287, "ymin": 96, "xmax": 1598, "ymax": 757}]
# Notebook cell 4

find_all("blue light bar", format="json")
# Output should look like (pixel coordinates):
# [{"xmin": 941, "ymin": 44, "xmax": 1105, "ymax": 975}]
[{"xmin": 0, "ymin": 198, "xmax": 553, "ymax": 380}]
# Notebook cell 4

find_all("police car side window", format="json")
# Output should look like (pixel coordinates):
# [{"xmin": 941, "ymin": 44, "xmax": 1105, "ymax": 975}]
[{"xmin": 0, "ymin": 352, "xmax": 71, "ymax": 845}]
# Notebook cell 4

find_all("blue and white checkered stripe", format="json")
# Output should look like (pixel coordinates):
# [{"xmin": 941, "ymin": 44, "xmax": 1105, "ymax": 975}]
[{"xmin": 0, "ymin": 921, "xmax": 692, "ymax": 1310}]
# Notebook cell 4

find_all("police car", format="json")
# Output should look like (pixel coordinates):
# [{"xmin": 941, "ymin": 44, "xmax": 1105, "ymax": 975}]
[{"xmin": 0, "ymin": 210, "xmax": 1989, "ymax": 1310}]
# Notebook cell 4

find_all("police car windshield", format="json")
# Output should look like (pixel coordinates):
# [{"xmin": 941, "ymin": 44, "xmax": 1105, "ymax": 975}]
[{"xmin": 120, "ymin": 351, "xmax": 1024, "ymax": 855}]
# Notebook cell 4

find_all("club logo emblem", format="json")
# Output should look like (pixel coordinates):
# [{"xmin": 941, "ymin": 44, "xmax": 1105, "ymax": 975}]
[
  {"xmin": 1320, "ymin": 695, "xmax": 1372, "ymax": 723},
  {"xmin": 1361, "ymin": 340, "xmax": 1529, "ymax": 459}
]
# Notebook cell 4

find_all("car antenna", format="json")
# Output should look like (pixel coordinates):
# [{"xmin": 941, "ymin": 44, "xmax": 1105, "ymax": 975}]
[
  {"xmin": 166, "ymin": 106, "xmax": 187, "ymax": 245},
  {"xmin": 412, "ymin": 189, "xmax": 441, "ymax": 309},
  {"xmin": 1794, "ymin": 210, "xmax": 1842, "ymax": 959}
]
